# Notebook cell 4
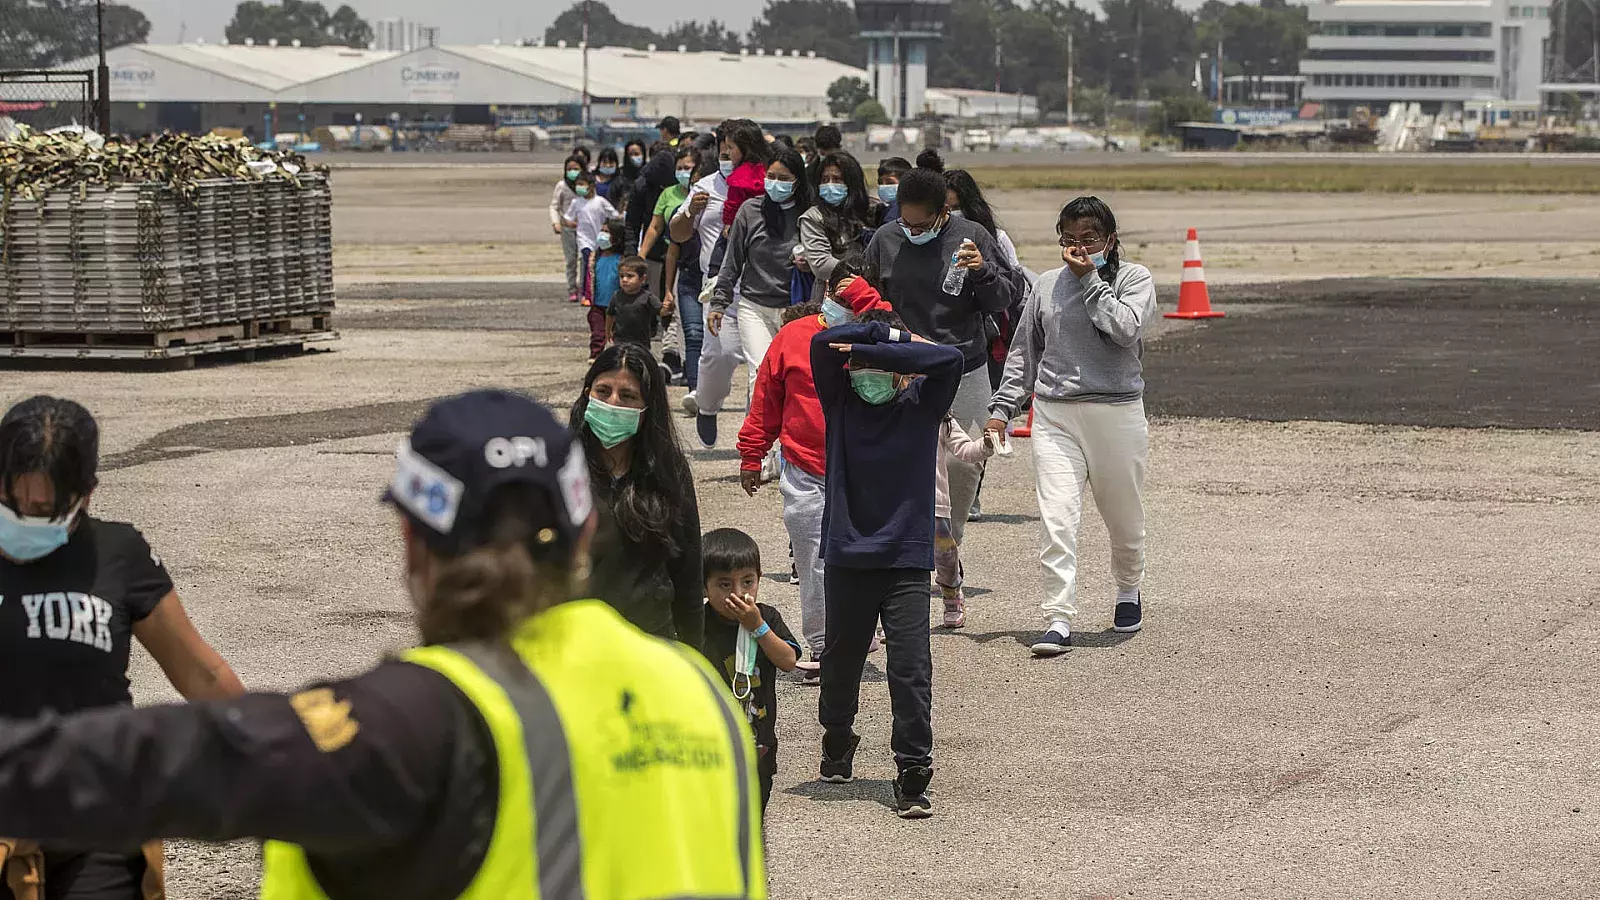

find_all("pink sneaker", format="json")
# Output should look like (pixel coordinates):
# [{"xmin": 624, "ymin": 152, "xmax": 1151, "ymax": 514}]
[
  {"xmin": 941, "ymin": 588, "xmax": 966, "ymax": 628},
  {"xmin": 568, "ymin": 290, "xmax": 580, "ymax": 303}
]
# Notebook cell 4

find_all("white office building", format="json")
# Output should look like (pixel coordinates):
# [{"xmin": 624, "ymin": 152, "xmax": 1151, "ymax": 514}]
[{"xmin": 1300, "ymin": 0, "xmax": 1551, "ymax": 119}]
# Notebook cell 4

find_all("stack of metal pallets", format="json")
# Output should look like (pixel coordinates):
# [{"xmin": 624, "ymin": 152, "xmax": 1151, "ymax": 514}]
[{"xmin": 0, "ymin": 173, "xmax": 336, "ymax": 360}]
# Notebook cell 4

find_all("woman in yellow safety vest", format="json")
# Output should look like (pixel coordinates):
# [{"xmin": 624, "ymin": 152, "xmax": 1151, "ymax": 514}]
[{"xmin": 0, "ymin": 389, "xmax": 765, "ymax": 900}]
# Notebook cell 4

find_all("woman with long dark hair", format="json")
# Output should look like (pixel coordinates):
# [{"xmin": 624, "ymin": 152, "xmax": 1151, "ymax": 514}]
[
  {"xmin": 798, "ymin": 151, "xmax": 876, "ymax": 304},
  {"xmin": 707, "ymin": 146, "xmax": 811, "ymax": 402},
  {"xmin": 0, "ymin": 395, "xmax": 243, "ymax": 898},
  {"xmin": 986, "ymin": 196, "xmax": 1157, "ymax": 658},
  {"xmin": 570, "ymin": 343, "xmax": 704, "ymax": 646}
]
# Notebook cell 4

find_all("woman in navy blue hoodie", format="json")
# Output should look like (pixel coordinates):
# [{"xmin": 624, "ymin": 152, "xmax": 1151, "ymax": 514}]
[{"xmin": 809, "ymin": 310, "xmax": 963, "ymax": 819}]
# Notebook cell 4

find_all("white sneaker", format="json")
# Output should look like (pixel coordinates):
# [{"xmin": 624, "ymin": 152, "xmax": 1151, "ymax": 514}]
[{"xmin": 681, "ymin": 391, "xmax": 700, "ymax": 416}]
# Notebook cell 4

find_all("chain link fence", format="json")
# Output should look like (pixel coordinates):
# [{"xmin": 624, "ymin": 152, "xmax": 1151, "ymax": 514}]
[{"xmin": 0, "ymin": 70, "xmax": 97, "ymax": 134}]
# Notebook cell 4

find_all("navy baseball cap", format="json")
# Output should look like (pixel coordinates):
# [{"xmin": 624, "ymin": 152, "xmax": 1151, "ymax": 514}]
[{"xmin": 383, "ymin": 390, "xmax": 593, "ymax": 555}]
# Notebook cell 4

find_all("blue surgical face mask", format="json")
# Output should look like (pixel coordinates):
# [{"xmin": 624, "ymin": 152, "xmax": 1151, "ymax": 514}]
[
  {"xmin": 819, "ymin": 183, "xmax": 849, "ymax": 206},
  {"xmin": 0, "ymin": 501, "xmax": 78, "ymax": 563},
  {"xmin": 903, "ymin": 222, "xmax": 941, "ymax": 246},
  {"xmin": 719, "ymin": 159, "xmax": 735, "ymax": 178},
  {"xmin": 1089, "ymin": 250, "xmax": 1108, "ymax": 269},
  {"xmin": 675, "ymin": 170, "xmax": 692, "ymax": 189},
  {"xmin": 629, "ymin": 154, "xmax": 644, "ymax": 167},
  {"xmin": 821, "ymin": 298, "xmax": 852, "ymax": 326},
  {"xmin": 765, "ymin": 178, "xmax": 796, "ymax": 204},
  {"xmin": 598, "ymin": 165, "xmax": 617, "ymax": 176},
  {"xmin": 598, "ymin": 232, "xmax": 613, "ymax": 251},
  {"xmin": 878, "ymin": 183, "xmax": 898, "ymax": 204}
]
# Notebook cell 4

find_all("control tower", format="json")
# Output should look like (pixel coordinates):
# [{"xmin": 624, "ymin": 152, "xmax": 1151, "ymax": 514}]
[{"xmin": 855, "ymin": 0, "xmax": 950, "ymax": 123}]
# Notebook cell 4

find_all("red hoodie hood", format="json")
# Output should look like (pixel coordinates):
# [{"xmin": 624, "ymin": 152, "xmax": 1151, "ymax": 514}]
[{"xmin": 839, "ymin": 277, "xmax": 892, "ymax": 315}]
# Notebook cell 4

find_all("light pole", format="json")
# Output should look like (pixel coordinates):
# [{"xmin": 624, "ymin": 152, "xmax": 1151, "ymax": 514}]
[
  {"xmin": 580, "ymin": 0, "xmax": 591, "ymax": 130},
  {"xmin": 96, "ymin": 0, "xmax": 111, "ymax": 134}
]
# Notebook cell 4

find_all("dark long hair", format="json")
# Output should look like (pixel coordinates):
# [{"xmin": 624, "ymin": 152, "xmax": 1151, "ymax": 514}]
[
  {"xmin": 0, "ymin": 396, "xmax": 99, "ymax": 519},
  {"xmin": 815, "ymin": 151, "xmax": 871, "ymax": 247},
  {"xmin": 945, "ymin": 169, "xmax": 1000, "ymax": 240},
  {"xmin": 762, "ymin": 146, "xmax": 811, "ymax": 235},
  {"xmin": 1058, "ymin": 195, "xmax": 1121, "ymax": 277},
  {"xmin": 596, "ymin": 147, "xmax": 619, "ymax": 175},
  {"xmin": 569, "ymin": 344, "xmax": 690, "ymax": 555},
  {"xmin": 621, "ymin": 140, "xmax": 647, "ymax": 178},
  {"xmin": 719, "ymin": 118, "xmax": 769, "ymax": 168}
]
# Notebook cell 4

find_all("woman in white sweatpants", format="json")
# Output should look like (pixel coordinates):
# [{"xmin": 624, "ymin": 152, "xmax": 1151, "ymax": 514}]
[{"xmin": 987, "ymin": 196, "xmax": 1158, "ymax": 657}]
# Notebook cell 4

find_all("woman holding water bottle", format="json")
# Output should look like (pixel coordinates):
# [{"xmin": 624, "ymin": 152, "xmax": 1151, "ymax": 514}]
[{"xmin": 862, "ymin": 165, "xmax": 1022, "ymax": 547}]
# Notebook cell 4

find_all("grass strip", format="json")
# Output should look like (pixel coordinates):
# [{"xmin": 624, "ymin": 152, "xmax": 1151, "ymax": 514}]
[{"xmin": 965, "ymin": 163, "xmax": 1600, "ymax": 194}]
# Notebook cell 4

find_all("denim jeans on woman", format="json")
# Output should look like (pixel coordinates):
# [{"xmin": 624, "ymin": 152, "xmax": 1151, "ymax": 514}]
[{"xmin": 676, "ymin": 261, "xmax": 704, "ymax": 390}]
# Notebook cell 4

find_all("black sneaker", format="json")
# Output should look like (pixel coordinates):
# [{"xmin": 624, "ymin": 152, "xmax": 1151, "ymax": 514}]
[
  {"xmin": 1114, "ymin": 593, "xmax": 1143, "ymax": 633},
  {"xmin": 820, "ymin": 731, "xmax": 860, "ymax": 783},
  {"xmin": 695, "ymin": 413, "xmax": 718, "ymax": 449},
  {"xmin": 1029, "ymin": 625, "xmax": 1072, "ymax": 657},
  {"xmin": 893, "ymin": 766, "xmax": 933, "ymax": 819}
]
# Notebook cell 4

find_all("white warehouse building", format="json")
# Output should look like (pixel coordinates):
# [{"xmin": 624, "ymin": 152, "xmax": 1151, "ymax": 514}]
[
  {"xmin": 45, "ymin": 42, "xmax": 1028, "ymax": 136},
  {"xmin": 1300, "ymin": 0, "xmax": 1551, "ymax": 119}
]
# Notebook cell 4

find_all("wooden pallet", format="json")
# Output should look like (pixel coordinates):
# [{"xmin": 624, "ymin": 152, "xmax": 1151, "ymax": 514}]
[{"xmin": 0, "ymin": 315, "xmax": 336, "ymax": 361}]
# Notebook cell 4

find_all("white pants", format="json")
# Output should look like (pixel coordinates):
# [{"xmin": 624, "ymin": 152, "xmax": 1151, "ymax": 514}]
[
  {"xmin": 1033, "ymin": 398, "xmax": 1149, "ymax": 622},
  {"xmin": 736, "ymin": 302, "xmax": 787, "ymax": 397},
  {"xmin": 945, "ymin": 365, "xmax": 993, "ymax": 546},
  {"xmin": 696, "ymin": 298, "xmax": 744, "ymax": 415},
  {"xmin": 779, "ymin": 457, "xmax": 827, "ymax": 659}
]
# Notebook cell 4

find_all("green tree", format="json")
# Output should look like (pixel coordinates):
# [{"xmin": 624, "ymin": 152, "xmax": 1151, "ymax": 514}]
[
  {"xmin": 1153, "ymin": 93, "xmax": 1214, "ymax": 133},
  {"xmin": 0, "ymin": 0, "xmax": 150, "ymax": 68},
  {"xmin": 851, "ymin": 99, "xmax": 889, "ymax": 126},
  {"xmin": 1098, "ymin": 0, "xmax": 1198, "ymax": 99},
  {"xmin": 543, "ymin": 1, "xmax": 660, "ymax": 49},
  {"xmin": 1195, "ymin": 0, "xmax": 1308, "ymax": 80},
  {"xmin": 225, "ymin": 1, "xmax": 373, "ymax": 48},
  {"xmin": 746, "ymin": 0, "xmax": 861, "ymax": 65},
  {"xmin": 660, "ymin": 19, "xmax": 743, "ymax": 52},
  {"xmin": 827, "ymin": 76, "xmax": 873, "ymax": 117}
]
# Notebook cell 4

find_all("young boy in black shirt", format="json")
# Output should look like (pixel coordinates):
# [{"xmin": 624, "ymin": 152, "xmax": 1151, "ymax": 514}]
[
  {"xmin": 699, "ymin": 528, "xmax": 799, "ymax": 811},
  {"xmin": 606, "ymin": 255, "xmax": 669, "ymax": 348}
]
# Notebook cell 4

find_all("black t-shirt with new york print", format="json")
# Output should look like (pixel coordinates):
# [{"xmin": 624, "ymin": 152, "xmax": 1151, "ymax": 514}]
[
  {"xmin": 0, "ymin": 516, "xmax": 173, "ymax": 718},
  {"xmin": 699, "ymin": 602, "xmax": 798, "ymax": 749}
]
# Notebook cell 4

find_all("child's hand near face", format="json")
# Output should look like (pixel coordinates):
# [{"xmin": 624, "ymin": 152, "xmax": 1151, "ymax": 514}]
[{"xmin": 725, "ymin": 592, "xmax": 765, "ymax": 631}]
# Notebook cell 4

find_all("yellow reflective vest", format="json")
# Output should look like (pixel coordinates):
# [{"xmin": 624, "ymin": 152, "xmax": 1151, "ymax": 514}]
[{"xmin": 260, "ymin": 600, "xmax": 765, "ymax": 900}]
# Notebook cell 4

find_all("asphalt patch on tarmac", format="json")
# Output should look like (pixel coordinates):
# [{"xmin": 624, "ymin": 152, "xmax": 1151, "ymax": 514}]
[
  {"xmin": 336, "ymin": 281, "xmax": 581, "ymax": 332},
  {"xmin": 1144, "ymin": 278, "xmax": 1600, "ymax": 431},
  {"xmin": 103, "ymin": 378, "xmax": 575, "ymax": 472}
]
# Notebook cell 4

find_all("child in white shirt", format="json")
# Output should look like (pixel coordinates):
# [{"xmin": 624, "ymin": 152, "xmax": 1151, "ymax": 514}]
[{"xmin": 564, "ymin": 170, "xmax": 619, "ymax": 304}]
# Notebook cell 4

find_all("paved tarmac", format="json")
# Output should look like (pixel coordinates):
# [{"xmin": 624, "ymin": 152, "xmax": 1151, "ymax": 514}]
[{"xmin": 2, "ymin": 173, "xmax": 1597, "ymax": 898}]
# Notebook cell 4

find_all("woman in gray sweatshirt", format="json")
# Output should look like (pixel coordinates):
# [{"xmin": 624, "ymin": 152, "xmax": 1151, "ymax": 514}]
[
  {"xmin": 986, "ymin": 196, "xmax": 1158, "ymax": 658},
  {"xmin": 708, "ymin": 146, "xmax": 810, "ymax": 400}
]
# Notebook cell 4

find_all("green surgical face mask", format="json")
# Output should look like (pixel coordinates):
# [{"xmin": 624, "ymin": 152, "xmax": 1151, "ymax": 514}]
[
  {"xmin": 565, "ymin": 169, "xmax": 580, "ymax": 182},
  {"xmin": 584, "ymin": 397, "xmax": 643, "ymax": 448},
  {"xmin": 850, "ymin": 370, "xmax": 898, "ymax": 405}
]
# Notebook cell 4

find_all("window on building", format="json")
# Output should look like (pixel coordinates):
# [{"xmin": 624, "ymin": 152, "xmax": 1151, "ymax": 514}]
[
  {"xmin": 1538, "ymin": 5, "xmax": 1548, "ymax": 16},
  {"xmin": 1508, "ymin": 5, "xmax": 1520, "ymax": 16}
]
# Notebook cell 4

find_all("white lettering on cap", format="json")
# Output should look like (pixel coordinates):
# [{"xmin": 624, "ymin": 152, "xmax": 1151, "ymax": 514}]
[
  {"xmin": 484, "ymin": 436, "xmax": 547, "ymax": 468},
  {"xmin": 557, "ymin": 446, "xmax": 593, "ymax": 527}
]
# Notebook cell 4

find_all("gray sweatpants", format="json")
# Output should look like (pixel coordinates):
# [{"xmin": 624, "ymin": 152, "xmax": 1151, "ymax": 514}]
[
  {"xmin": 780, "ymin": 456, "xmax": 827, "ymax": 659},
  {"xmin": 945, "ymin": 364, "xmax": 992, "ymax": 546}
]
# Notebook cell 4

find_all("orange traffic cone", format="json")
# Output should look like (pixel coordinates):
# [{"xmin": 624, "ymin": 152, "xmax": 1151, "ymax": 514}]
[
  {"xmin": 1010, "ymin": 401, "xmax": 1034, "ymax": 439},
  {"xmin": 1165, "ymin": 227, "xmax": 1225, "ymax": 319}
]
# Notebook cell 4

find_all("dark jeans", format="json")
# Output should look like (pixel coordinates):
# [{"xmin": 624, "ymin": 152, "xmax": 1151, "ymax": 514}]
[
  {"xmin": 758, "ymin": 743, "xmax": 777, "ymax": 812},
  {"xmin": 819, "ymin": 566, "xmax": 933, "ymax": 770},
  {"xmin": 676, "ymin": 260, "xmax": 704, "ymax": 390}
]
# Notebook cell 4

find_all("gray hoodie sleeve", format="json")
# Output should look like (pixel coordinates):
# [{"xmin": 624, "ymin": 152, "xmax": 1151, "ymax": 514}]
[
  {"xmin": 1080, "ymin": 264, "xmax": 1156, "ymax": 348},
  {"xmin": 709, "ymin": 203, "xmax": 755, "ymax": 313},
  {"xmin": 989, "ymin": 271, "xmax": 1047, "ymax": 421},
  {"xmin": 799, "ymin": 208, "xmax": 841, "ymax": 300}
]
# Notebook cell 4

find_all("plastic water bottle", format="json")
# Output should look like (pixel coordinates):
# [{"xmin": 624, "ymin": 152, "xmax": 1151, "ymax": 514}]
[{"xmin": 941, "ymin": 240, "xmax": 973, "ymax": 296}]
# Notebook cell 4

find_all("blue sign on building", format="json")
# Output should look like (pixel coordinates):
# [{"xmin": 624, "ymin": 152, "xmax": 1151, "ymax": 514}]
[{"xmin": 1215, "ymin": 108, "xmax": 1297, "ymax": 127}]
